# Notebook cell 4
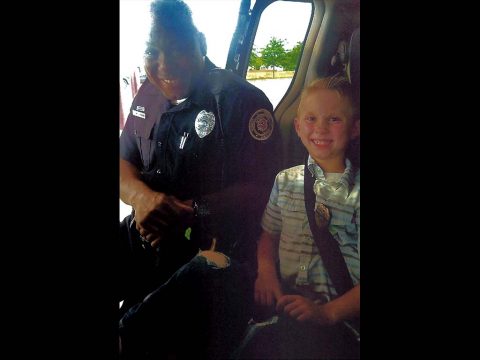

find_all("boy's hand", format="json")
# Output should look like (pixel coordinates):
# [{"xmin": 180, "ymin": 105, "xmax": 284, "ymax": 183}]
[
  {"xmin": 254, "ymin": 271, "xmax": 283, "ymax": 307},
  {"xmin": 276, "ymin": 295, "xmax": 334, "ymax": 326}
]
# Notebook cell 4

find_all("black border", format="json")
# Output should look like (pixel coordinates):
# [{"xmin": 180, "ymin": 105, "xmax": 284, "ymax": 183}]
[{"xmin": 17, "ymin": 2, "xmax": 121, "ymax": 358}]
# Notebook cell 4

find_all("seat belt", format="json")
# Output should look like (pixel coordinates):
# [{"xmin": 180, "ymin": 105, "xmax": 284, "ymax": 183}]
[{"xmin": 303, "ymin": 155, "xmax": 354, "ymax": 296}]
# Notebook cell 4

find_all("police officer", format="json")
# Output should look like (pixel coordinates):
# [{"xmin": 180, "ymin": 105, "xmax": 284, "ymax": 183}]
[{"xmin": 118, "ymin": 1, "xmax": 282, "ymax": 358}]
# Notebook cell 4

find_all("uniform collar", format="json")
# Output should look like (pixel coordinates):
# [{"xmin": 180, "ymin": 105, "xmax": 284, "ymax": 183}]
[{"xmin": 306, "ymin": 155, "xmax": 356, "ymax": 194}]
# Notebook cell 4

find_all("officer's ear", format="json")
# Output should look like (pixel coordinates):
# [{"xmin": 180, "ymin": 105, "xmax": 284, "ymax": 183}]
[{"xmin": 197, "ymin": 31, "xmax": 207, "ymax": 56}]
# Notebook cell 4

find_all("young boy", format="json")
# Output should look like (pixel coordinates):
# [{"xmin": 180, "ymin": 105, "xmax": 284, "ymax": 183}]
[{"xmin": 254, "ymin": 75, "xmax": 360, "ymax": 358}]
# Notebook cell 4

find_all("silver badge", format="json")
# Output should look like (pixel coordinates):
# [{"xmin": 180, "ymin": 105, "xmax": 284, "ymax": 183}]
[
  {"xmin": 195, "ymin": 110, "xmax": 215, "ymax": 138},
  {"xmin": 248, "ymin": 109, "xmax": 274, "ymax": 141},
  {"xmin": 314, "ymin": 203, "xmax": 331, "ymax": 230}
]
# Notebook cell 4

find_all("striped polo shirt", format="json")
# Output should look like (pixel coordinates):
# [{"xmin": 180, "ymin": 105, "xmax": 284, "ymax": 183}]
[{"xmin": 261, "ymin": 155, "xmax": 360, "ymax": 300}]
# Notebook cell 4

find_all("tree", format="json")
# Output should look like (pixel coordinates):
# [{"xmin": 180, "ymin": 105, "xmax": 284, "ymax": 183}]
[
  {"xmin": 248, "ymin": 45, "xmax": 263, "ymax": 70},
  {"xmin": 261, "ymin": 37, "xmax": 287, "ymax": 78},
  {"xmin": 282, "ymin": 41, "xmax": 303, "ymax": 71}
]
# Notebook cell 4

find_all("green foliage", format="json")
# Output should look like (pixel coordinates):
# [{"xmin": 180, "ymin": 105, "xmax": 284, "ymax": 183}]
[
  {"xmin": 282, "ymin": 41, "xmax": 303, "ymax": 71},
  {"xmin": 261, "ymin": 37, "xmax": 287, "ymax": 77},
  {"xmin": 249, "ymin": 45, "xmax": 263, "ymax": 70},
  {"xmin": 247, "ymin": 38, "xmax": 304, "ymax": 75}
]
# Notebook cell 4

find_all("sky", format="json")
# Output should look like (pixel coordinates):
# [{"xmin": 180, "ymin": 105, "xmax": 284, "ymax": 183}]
[{"xmin": 120, "ymin": 0, "xmax": 312, "ymax": 77}]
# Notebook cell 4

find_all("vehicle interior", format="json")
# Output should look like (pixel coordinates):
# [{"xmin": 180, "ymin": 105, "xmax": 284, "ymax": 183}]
[
  {"xmin": 118, "ymin": 0, "xmax": 360, "ymax": 356},
  {"xmin": 225, "ymin": 0, "xmax": 360, "ymax": 169},
  {"xmin": 120, "ymin": 0, "xmax": 360, "ymax": 219}
]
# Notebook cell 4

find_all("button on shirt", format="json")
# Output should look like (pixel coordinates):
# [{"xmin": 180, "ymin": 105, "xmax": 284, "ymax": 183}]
[{"xmin": 261, "ymin": 155, "xmax": 360, "ymax": 299}]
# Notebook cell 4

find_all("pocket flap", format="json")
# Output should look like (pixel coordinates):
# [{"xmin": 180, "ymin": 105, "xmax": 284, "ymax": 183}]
[{"xmin": 132, "ymin": 111, "xmax": 156, "ymax": 139}]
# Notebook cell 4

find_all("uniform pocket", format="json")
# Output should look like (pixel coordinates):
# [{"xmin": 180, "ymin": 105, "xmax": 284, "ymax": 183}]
[
  {"xmin": 133, "ymin": 115, "xmax": 156, "ymax": 169},
  {"xmin": 133, "ymin": 112, "xmax": 155, "ymax": 139}
]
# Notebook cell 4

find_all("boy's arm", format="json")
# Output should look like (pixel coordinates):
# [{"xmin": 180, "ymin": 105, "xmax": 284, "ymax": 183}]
[
  {"xmin": 255, "ymin": 230, "xmax": 283, "ymax": 307},
  {"xmin": 319, "ymin": 284, "xmax": 360, "ymax": 324},
  {"xmin": 277, "ymin": 284, "xmax": 360, "ymax": 325},
  {"xmin": 257, "ymin": 230, "xmax": 279, "ymax": 270}
]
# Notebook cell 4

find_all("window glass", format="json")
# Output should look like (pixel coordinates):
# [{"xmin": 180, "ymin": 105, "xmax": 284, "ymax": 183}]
[{"xmin": 248, "ymin": 1, "xmax": 312, "ymax": 108}]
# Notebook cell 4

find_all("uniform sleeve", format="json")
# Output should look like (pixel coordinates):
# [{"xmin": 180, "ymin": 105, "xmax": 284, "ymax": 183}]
[
  {"xmin": 120, "ymin": 110, "xmax": 142, "ymax": 168},
  {"xmin": 212, "ymin": 87, "xmax": 282, "ymax": 226},
  {"xmin": 261, "ymin": 173, "xmax": 282, "ymax": 236},
  {"xmin": 225, "ymin": 87, "xmax": 282, "ymax": 193}
]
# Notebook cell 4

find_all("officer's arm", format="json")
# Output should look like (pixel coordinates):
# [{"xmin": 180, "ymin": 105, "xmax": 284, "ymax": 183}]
[
  {"xmin": 199, "ymin": 94, "xmax": 281, "ymax": 221},
  {"xmin": 120, "ymin": 158, "xmax": 163, "ymax": 236},
  {"xmin": 120, "ymin": 158, "xmax": 156, "ymax": 209},
  {"xmin": 120, "ymin": 159, "xmax": 193, "ymax": 240}
]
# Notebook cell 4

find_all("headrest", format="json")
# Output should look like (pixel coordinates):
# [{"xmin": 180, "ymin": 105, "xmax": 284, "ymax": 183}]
[
  {"xmin": 330, "ymin": 40, "xmax": 348, "ymax": 74},
  {"xmin": 347, "ymin": 28, "xmax": 360, "ymax": 90}
]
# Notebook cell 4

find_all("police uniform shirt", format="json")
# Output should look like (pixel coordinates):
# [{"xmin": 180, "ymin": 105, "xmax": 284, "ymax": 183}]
[{"xmin": 120, "ymin": 58, "xmax": 282, "ymax": 261}]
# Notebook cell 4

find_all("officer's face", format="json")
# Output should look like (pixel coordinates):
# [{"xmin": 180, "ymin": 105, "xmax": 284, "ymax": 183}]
[{"xmin": 145, "ymin": 30, "xmax": 205, "ymax": 101}]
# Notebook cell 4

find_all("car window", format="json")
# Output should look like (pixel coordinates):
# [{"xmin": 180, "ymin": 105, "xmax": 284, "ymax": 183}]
[{"xmin": 247, "ymin": 1, "xmax": 312, "ymax": 108}]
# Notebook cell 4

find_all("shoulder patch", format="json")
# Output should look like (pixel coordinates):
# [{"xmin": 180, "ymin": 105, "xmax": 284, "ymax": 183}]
[{"xmin": 248, "ymin": 109, "xmax": 274, "ymax": 141}]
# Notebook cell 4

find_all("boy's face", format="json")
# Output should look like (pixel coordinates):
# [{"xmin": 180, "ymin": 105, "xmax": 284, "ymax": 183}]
[
  {"xmin": 294, "ymin": 88, "xmax": 359, "ymax": 172},
  {"xmin": 145, "ymin": 29, "xmax": 205, "ymax": 101}
]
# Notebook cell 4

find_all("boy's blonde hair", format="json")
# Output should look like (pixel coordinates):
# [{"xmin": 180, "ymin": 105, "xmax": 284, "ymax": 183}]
[{"xmin": 299, "ymin": 75, "xmax": 359, "ymax": 120}]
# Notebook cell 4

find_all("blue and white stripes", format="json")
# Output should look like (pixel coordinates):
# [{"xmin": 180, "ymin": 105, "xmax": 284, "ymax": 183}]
[{"xmin": 261, "ymin": 156, "xmax": 360, "ymax": 299}]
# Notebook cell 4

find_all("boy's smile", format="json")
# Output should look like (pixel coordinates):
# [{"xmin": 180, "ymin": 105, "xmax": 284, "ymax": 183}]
[{"xmin": 295, "ymin": 88, "xmax": 359, "ymax": 172}]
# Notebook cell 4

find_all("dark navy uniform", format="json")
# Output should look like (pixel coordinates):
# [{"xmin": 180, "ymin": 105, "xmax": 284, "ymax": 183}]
[
  {"xmin": 119, "ymin": 58, "xmax": 282, "ymax": 359},
  {"xmin": 120, "ymin": 57, "xmax": 281, "ymax": 262}
]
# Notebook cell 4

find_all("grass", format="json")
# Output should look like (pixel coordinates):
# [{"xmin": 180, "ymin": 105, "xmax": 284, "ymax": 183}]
[{"xmin": 246, "ymin": 70, "xmax": 294, "ymax": 80}]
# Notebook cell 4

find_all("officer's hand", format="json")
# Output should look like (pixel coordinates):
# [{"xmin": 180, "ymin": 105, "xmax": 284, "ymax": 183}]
[
  {"xmin": 139, "ymin": 232, "xmax": 162, "ymax": 249},
  {"xmin": 134, "ymin": 192, "xmax": 193, "ymax": 239}
]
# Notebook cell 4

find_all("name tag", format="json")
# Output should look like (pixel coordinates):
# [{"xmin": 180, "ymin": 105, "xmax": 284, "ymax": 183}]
[{"xmin": 132, "ymin": 109, "xmax": 145, "ymax": 119}]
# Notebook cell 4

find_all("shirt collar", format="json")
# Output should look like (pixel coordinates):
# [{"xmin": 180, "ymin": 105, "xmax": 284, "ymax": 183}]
[{"xmin": 306, "ymin": 155, "xmax": 356, "ymax": 194}]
